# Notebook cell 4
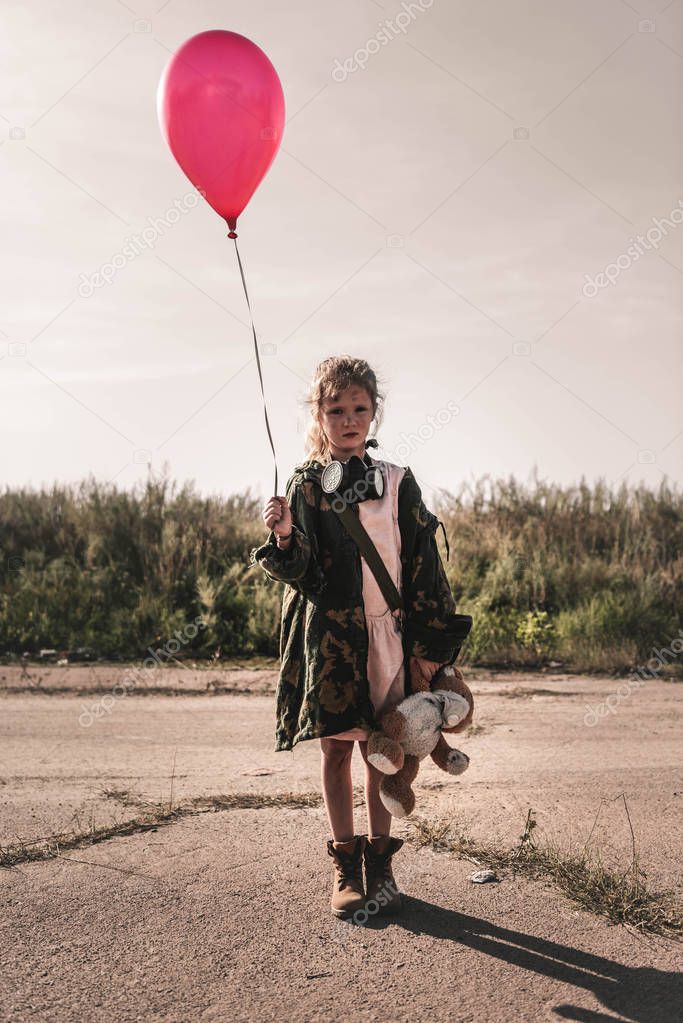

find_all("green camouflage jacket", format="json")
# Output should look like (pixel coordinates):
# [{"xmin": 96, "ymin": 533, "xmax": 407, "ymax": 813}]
[{"xmin": 249, "ymin": 458, "xmax": 472, "ymax": 752}]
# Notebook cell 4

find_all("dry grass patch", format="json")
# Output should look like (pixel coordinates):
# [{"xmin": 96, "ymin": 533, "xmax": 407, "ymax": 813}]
[
  {"xmin": 0, "ymin": 790, "xmax": 323, "ymax": 869},
  {"xmin": 406, "ymin": 797, "xmax": 682, "ymax": 938}
]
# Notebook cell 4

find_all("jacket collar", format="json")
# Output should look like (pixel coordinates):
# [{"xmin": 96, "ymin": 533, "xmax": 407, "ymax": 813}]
[{"xmin": 292, "ymin": 459, "xmax": 325, "ymax": 486}]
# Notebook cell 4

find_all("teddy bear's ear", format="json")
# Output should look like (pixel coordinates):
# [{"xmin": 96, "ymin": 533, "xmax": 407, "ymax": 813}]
[
  {"xmin": 434, "ymin": 690, "xmax": 471, "ymax": 728},
  {"xmin": 433, "ymin": 664, "xmax": 469, "ymax": 697},
  {"xmin": 431, "ymin": 665, "xmax": 450, "ymax": 686}
]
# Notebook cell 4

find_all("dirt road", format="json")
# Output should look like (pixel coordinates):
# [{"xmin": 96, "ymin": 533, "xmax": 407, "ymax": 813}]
[{"xmin": 0, "ymin": 665, "xmax": 681, "ymax": 1022}]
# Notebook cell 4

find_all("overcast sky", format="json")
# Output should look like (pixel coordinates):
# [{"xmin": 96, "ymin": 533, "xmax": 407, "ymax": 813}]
[{"xmin": 1, "ymin": 0, "xmax": 681, "ymax": 506}]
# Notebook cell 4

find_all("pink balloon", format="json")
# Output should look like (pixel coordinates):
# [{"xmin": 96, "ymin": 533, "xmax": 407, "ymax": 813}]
[{"xmin": 157, "ymin": 30, "xmax": 285, "ymax": 233}]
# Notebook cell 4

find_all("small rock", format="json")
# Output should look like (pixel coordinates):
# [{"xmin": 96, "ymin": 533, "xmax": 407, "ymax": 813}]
[{"xmin": 470, "ymin": 869, "xmax": 499, "ymax": 884}]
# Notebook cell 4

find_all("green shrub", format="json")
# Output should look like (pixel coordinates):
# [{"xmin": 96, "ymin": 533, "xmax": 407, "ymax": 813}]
[{"xmin": 1, "ymin": 466, "xmax": 680, "ymax": 673}]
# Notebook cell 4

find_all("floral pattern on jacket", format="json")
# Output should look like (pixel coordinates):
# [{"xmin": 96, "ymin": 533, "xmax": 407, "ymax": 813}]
[{"xmin": 249, "ymin": 458, "xmax": 472, "ymax": 752}]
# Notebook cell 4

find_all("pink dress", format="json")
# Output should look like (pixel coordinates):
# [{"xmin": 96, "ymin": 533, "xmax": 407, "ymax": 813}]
[{"xmin": 327, "ymin": 459, "xmax": 407, "ymax": 741}]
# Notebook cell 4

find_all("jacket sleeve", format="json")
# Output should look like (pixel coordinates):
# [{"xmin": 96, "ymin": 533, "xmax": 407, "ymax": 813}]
[
  {"xmin": 249, "ymin": 472, "xmax": 327, "ymax": 600},
  {"xmin": 403, "ymin": 486, "xmax": 471, "ymax": 664}
]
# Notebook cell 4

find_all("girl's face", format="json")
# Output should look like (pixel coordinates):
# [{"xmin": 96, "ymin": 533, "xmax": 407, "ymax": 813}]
[{"xmin": 318, "ymin": 385, "xmax": 375, "ymax": 462}]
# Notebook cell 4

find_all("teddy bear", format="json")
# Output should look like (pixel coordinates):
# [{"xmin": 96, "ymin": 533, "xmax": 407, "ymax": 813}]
[{"xmin": 366, "ymin": 661, "xmax": 474, "ymax": 818}]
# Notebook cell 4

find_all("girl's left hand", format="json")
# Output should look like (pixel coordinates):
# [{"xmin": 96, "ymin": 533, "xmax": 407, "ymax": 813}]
[{"xmin": 410, "ymin": 655, "xmax": 443, "ymax": 684}]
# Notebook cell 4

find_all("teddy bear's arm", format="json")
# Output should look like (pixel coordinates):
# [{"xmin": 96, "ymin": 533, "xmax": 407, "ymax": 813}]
[
  {"xmin": 367, "ymin": 710, "xmax": 407, "ymax": 775},
  {"xmin": 430, "ymin": 733, "xmax": 470, "ymax": 776},
  {"xmin": 379, "ymin": 708, "xmax": 407, "ymax": 743}
]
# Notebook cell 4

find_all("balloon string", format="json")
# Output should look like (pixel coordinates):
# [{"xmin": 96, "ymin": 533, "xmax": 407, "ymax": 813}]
[{"xmin": 230, "ymin": 234, "xmax": 278, "ymax": 497}]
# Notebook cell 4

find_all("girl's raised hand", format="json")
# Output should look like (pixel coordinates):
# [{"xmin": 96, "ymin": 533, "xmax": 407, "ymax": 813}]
[{"xmin": 263, "ymin": 496, "xmax": 293, "ymax": 538}]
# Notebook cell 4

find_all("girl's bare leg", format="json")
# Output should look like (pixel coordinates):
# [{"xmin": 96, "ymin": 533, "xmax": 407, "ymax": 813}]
[
  {"xmin": 357, "ymin": 740, "xmax": 392, "ymax": 838},
  {"xmin": 319, "ymin": 737, "xmax": 356, "ymax": 842}
]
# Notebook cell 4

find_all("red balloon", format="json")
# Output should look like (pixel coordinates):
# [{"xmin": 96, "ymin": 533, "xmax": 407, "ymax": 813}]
[{"xmin": 157, "ymin": 30, "xmax": 285, "ymax": 233}]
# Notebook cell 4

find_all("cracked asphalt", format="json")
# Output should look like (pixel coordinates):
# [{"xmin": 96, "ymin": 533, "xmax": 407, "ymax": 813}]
[{"xmin": 1, "ymin": 665, "xmax": 681, "ymax": 1022}]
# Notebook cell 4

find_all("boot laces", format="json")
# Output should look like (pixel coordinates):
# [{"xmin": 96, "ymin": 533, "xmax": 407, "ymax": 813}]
[
  {"xmin": 365, "ymin": 843, "xmax": 396, "ymax": 883},
  {"xmin": 329, "ymin": 845, "xmax": 364, "ymax": 890}
]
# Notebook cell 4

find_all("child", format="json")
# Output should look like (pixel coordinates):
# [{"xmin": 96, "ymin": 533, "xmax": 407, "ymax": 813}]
[{"xmin": 250, "ymin": 355, "xmax": 470, "ymax": 920}]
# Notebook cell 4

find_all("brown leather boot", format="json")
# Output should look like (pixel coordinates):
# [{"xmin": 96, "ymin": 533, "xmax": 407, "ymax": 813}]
[
  {"xmin": 363, "ymin": 835, "xmax": 404, "ymax": 914},
  {"xmin": 326, "ymin": 835, "xmax": 367, "ymax": 919}
]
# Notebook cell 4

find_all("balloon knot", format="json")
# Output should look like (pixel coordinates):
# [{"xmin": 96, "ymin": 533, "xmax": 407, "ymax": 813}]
[{"xmin": 228, "ymin": 231, "xmax": 238, "ymax": 239}]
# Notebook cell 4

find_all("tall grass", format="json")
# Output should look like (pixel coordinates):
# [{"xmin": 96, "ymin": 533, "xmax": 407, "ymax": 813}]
[
  {"xmin": 0, "ymin": 469, "xmax": 278, "ymax": 660},
  {"xmin": 1, "ymin": 467, "xmax": 680, "ymax": 673},
  {"xmin": 435, "ymin": 471, "xmax": 682, "ymax": 673}
]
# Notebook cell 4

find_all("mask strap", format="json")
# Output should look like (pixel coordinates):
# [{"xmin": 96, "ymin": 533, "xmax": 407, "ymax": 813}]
[{"xmin": 437, "ymin": 520, "xmax": 450, "ymax": 562}]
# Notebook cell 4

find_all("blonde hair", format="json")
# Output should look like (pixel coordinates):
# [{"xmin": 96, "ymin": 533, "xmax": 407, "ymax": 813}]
[{"xmin": 303, "ymin": 355, "xmax": 385, "ymax": 463}]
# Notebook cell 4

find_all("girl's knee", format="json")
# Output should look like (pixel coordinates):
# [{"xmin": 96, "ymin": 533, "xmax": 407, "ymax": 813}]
[{"xmin": 320, "ymin": 738, "xmax": 354, "ymax": 765}]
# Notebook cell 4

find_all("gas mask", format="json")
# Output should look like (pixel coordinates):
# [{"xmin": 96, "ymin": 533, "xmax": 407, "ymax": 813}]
[{"xmin": 320, "ymin": 452, "xmax": 384, "ymax": 506}]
